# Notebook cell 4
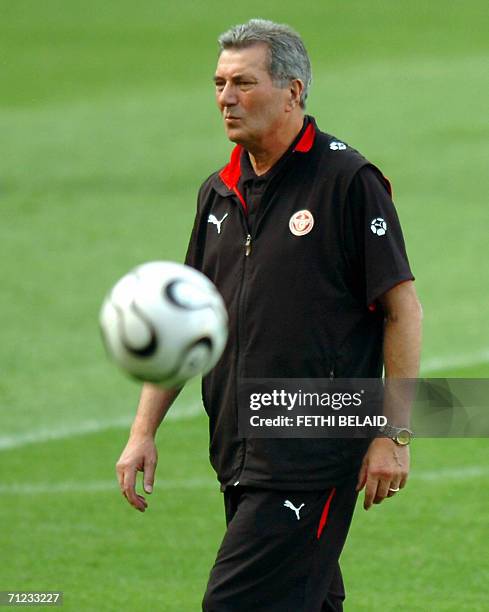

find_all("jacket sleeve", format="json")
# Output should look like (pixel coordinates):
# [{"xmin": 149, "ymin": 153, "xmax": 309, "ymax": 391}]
[
  {"xmin": 343, "ymin": 165, "xmax": 415, "ymax": 307},
  {"xmin": 184, "ymin": 211, "xmax": 201, "ymax": 271},
  {"xmin": 184, "ymin": 177, "xmax": 214, "ymax": 271}
]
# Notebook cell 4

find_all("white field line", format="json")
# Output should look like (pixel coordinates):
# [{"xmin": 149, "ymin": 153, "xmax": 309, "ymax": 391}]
[
  {"xmin": 0, "ymin": 403, "xmax": 203, "ymax": 452},
  {"xmin": 412, "ymin": 465, "xmax": 489, "ymax": 481},
  {"xmin": 1, "ymin": 348, "xmax": 488, "ymax": 453},
  {"xmin": 0, "ymin": 477, "xmax": 216, "ymax": 495},
  {"xmin": 1, "ymin": 466, "xmax": 488, "ymax": 496},
  {"xmin": 421, "ymin": 348, "xmax": 489, "ymax": 374}
]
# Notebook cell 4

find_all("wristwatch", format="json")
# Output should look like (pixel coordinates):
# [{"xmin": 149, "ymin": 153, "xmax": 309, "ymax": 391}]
[{"xmin": 379, "ymin": 423, "xmax": 413, "ymax": 446}]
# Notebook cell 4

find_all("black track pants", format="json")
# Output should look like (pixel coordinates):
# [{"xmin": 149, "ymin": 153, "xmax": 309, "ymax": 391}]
[{"xmin": 203, "ymin": 480, "xmax": 358, "ymax": 612}]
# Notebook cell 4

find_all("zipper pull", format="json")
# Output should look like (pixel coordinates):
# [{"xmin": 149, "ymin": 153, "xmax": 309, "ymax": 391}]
[{"xmin": 245, "ymin": 234, "xmax": 252, "ymax": 256}]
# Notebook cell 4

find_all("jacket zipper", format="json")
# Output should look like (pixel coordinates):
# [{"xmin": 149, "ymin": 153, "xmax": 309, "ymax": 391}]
[
  {"xmin": 245, "ymin": 234, "xmax": 252, "ymax": 256},
  {"xmin": 233, "ymin": 214, "xmax": 252, "ymax": 486}
]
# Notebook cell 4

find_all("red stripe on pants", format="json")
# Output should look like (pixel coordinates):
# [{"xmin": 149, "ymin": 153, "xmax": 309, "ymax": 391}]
[{"xmin": 317, "ymin": 488, "xmax": 336, "ymax": 539}]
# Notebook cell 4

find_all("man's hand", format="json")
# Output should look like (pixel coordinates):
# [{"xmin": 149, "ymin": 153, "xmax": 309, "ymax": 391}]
[
  {"xmin": 356, "ymin": 437, "xmax": 409, "ymax": 510},
  {"xmin": 116, "ymin": 435, "xmax": 158, "ymax": 512},
  {"xmin": 115, "ymin": 383, "xmax": 181, "ymax": 512}
]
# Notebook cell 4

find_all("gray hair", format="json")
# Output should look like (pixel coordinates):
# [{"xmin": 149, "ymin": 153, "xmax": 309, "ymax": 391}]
[{"xmin": 218, "ymin": 18, "xmax": 312, "ymax": 108}]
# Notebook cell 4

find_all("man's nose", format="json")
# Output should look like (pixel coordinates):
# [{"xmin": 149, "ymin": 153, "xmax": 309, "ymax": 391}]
[{"xmin": 218, "ymin": 82, "xmax": 238, "ymax": 107}]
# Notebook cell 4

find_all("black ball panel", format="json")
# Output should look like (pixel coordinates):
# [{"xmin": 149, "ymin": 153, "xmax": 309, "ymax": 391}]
[
  {"xmin": 164, "ymin": 279, "xmax": 214, "ymax": 310},
  {"xmin": 112, "ymin": 299, "xmax": 158, "ymax": 358}
]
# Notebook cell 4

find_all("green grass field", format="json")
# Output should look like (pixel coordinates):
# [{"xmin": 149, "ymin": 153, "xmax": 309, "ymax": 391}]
[{"xmin": 1, "ymin": 1, "xmax": 489, "ymax": 610}]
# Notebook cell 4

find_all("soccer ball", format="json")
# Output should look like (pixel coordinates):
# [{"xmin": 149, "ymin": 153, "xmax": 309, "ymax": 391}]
[{"xmin": 99, "ymin": 261, "xmax": 228, "ymax": 388}]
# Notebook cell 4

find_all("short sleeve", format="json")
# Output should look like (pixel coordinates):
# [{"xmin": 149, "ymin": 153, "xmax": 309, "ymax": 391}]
[
  {"xmin": 184, "ymin": 182, "xmax": 207, "ymax": 271},
  {"xmin": 184, "ymin": 211, "xmax": 200, "ymax": 270},
  {"xmin": 344, "ymin": 165, "xmax": 414, "ymax": 307}
]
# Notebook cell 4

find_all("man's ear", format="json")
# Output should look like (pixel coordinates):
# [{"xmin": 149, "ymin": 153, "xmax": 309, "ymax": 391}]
[{"xmin": 286, "ymin": 79, "xmax": 304, "ymax": 110}]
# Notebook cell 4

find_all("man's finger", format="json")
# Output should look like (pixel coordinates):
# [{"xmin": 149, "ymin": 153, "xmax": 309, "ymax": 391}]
[
  {"xmin": 363, "ymin": 475, "xmax": 379, "ymax": 510},
  {"xmin": 143, "ymin": 459, "xmax": 156, "ymax": 494},
  {"xmin": 116, "ymin": 465, "xmax": 125, "ymax": 494},
  {"xmin": 373, "ymin": 479, "xmax": 391, "ymax": 504},
  {"xmin": 136, "ymin": 494, "xmax": 148, "ymax": 509},
  {"xmin": 123, "ymin": 491, "xmax": 147, "ymax": 513},
  {"xmin": 122, "ymin": 468, "xmax": 146, "ymax": 512},
  {"xmin": 387, "ymin": 479, "xmax": 402, "ymax": 497},
  {"xmin": 356, "ymin": 461, "xmax": 367, "ymax": 492}
]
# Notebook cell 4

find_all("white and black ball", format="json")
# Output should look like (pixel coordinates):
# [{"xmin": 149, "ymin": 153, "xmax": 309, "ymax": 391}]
[{"xmin": 100, "ymin": 261, "xmax": 228, "ymax": 388}]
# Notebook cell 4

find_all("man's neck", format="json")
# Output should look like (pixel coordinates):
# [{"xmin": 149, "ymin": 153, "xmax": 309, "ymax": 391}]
[{"xmin": 247, "ymin": 114, "xmax": 305, "ymax": 176}]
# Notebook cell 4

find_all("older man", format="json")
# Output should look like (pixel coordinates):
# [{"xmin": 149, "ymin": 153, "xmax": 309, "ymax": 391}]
[{"xmin": 117, "ymin": 19, "xmax": 422, "ymax": 611}]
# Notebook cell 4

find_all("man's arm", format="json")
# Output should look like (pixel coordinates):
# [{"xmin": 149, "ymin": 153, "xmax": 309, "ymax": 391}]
[
  {"xmin": 116, "ymin": 383, "xmax": 182, "ymax": 512},
  {"xmin": 356, "ymin": 280, "xmax": 423, "ymax": 510}
]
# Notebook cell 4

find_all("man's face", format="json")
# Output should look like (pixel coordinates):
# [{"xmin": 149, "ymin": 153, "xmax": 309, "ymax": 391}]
[{"xmin": 214, "ymin": 43, "xmax": 290, "ymax": 148}]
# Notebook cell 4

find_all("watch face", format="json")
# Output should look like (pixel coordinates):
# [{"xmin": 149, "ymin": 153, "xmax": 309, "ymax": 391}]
[{"xmin": 395, "ymin": 429, "xmax": 411, "ymax": 445}]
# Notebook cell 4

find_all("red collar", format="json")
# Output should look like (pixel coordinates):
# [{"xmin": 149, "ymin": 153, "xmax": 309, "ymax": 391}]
[{"xmin": 219, "ymin": 121, "xmax": 316, "ymax": 191}]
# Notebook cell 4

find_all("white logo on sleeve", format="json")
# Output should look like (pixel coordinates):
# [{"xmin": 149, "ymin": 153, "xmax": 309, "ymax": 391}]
[
  {"xmin": 329, "ymin": 141, "xmax": 347, "ymax": 150},
  {"xmin": 283, "ymin": 500, "xmax": 305, "ymax": 520},
  {"xmin": 208, "ymin": 213, "xmax": 228, "ymax": 234},
  {"xmin": 370, "ymin": 217, "xmax": 387, "ymax": 236}
]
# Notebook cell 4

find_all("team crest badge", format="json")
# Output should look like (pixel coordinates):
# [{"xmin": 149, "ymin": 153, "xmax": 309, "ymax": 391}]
[{"xmin": 289, "ymin": 210, "xmax": 314, "ymax": 236}]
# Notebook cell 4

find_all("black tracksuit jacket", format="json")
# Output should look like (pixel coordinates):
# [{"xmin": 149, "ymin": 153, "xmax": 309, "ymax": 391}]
[{"xmin": 185, "ymin": 116, "xmax": 414, "ymax": 490}]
